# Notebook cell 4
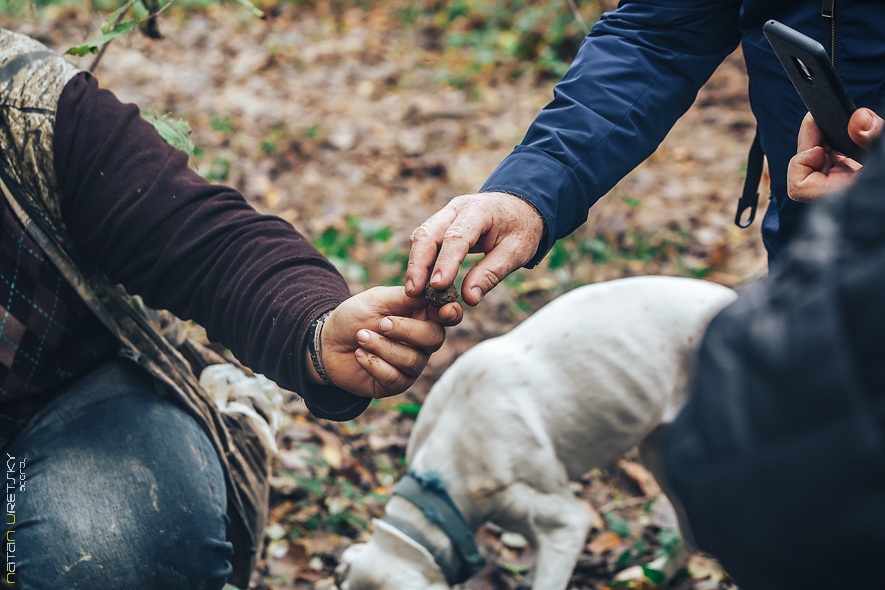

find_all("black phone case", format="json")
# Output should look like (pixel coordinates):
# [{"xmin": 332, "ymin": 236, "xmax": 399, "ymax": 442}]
[{"xmin": 763, "ymin": 20, "xmax": 864, "ymax": 161}]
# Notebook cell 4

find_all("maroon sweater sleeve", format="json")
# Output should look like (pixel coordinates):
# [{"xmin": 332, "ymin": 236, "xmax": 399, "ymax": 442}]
[{"xmin": 53, "ymin": 72, "xmax": 370, "ymax": 421}]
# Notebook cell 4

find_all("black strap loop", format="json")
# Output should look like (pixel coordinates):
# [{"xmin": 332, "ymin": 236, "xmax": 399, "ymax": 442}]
[
  {"xmin": 736, "ymin": 131, "xmax": 764, "ymax": 228},
  {"xmin": 389, "ymin": 472, "xmax": 486, "ymax": 584}
]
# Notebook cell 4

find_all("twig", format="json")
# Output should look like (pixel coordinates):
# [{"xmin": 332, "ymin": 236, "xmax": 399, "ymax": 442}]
[
  {"xmin": 598, "ymin": 496, "xmax": 651, "ymax": 515},
  {"xmin": 566, "ymin": 0, "xmax": 590, "ymax": 35},
  {"xmin": 148, "ymin": 0, "xmax": 176, "ymax": 18},
  {"xmin": 88, "ymin": 37, "xmax": 113, "ymax": 73},
  {"xmin": 89, "ymin": 0, "xmax": 175, "ymax": 73}
]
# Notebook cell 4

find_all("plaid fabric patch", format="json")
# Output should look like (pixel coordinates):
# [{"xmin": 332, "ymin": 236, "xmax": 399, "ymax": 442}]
[{"xmin": 0, "ymin": 201, "xmax": 114, "ymax": 446}]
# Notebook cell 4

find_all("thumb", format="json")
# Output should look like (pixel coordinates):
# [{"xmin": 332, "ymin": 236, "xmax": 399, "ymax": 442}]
[
  {"xmin": 848, "ymin": 108, "xmax": 884, "ymax": 151},
  {"xmin": 364, "ymin": 286, "xmax": 431, "ymax": 317}
]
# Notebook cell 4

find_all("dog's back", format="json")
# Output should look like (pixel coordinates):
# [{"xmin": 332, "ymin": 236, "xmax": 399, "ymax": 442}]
[{"xmin": 408, "ymin": 276, "xmax": 736, "ymax": 494}]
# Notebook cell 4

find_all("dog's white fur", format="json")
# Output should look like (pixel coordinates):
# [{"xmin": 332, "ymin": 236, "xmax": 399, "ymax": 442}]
[{"xmin": 337, "ymin": 276, "xmax": 737, "ymax": 590}]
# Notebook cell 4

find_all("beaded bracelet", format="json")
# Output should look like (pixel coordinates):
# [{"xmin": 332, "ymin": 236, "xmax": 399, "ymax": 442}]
[{"xmin": 307, "ymin": 309, "xmax": 335, "ymax": 387}]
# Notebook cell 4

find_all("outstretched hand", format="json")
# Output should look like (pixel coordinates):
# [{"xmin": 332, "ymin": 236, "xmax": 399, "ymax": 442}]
[
  {"xmin": 405, "ymin": 192, "xmax": 545, "ymax": 306},
  {"xmin": 306, "ymin": 286, "xmax": 462, "ymax": 399},
  {"xmin": 787, "ymin": 108, "xmax": 883, "ymax": 203}
]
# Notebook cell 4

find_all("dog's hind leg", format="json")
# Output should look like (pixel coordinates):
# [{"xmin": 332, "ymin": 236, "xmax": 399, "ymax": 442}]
[
  {"xmin": 529, "ymin": 494, "xmax": 595, "ymax": 590},
  {"xmin": 489, "ymin": 483, "xmax": 593, "ymax": 590}
]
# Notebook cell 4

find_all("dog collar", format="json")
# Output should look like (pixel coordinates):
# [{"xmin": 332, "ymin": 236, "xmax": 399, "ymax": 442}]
[{"xmin": 382, "ymin": 471, "xmax": 485, "ymax": 585}]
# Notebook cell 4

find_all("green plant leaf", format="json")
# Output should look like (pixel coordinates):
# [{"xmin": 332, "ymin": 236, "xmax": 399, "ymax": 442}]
[
  {"xmin": 132, "ymin": 0, "xmax": 150, "ymax": 20},
  {"xmin": 142, "ymin": 108, "xmax": 197, "ymax": 157},
  {"xmin": 368, "ymin": 491, "xmax": 390, "ymax": 504},
  {"xmin": 604, "ymin": 511, "xmax": 630, "ymax": 538},
  {"xmin": 395, "ymin": 402, "xmax": 422, "ymax": 416},
  {"xmin": 656, "ymin": 529, "xmax": 684, "ymax": 559},
  {"xmin": 642, "ymin": 565, "xmax": 666, "ymax": 585},
  {"xmin": 304, "ymin": 456, "xmax": 333, "ymax": 469},
  {"xmin": 339, "ymin": 511, "xmax": 368, "ymax": 530},
  {"xmin": 66, "ymin": 21, "xmax": 138, "ymax": 56},
  {"xmin": 102, "ymin": 1, "xmax": 134, "ymax": 33},
  {"xmin": 623, "ymin": 196, "xmax": 642, "ymax": 208},
  {"xmin": 498, "ymin": 562, "xmax": 531, "ymax": 575},
  {"xmin": 232, "ymin": 0, "xmax": 265, "ymax": 18},
  {"xmin": 283, "ymin": 472, "xmax": 326, "ymax": 496},
  {"xmin": 204, "ymin": 157, "xmax": 231, "ymax": 183},
  {"xmin": 547, "ymin": 238, "xmax": 572, "ymax": 270},
  {"xmin": 615, "ymin": 549, "xmax": 633, "ymax": 567}
]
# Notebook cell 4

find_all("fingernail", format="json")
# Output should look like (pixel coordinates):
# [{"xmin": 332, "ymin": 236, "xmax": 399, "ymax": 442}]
[
  {"xmin": 470, "ymin": 287, "xmax": 483, "ymax": 302},
  {"xmin": 355, "ymin": 348, "xmax": 366, "ymax": 359},
  {"xmin": 380, "ymin": 317, "xmax": 393, "ymax": 332},
  {"xmin": 406, "ymin": 278, "xmax": 414, "ymax": 293},
  {"xmin": 431, "ymin": 272, "xmax": 441, "ymax": 285},
  {"xmin": 357, "ymin": 330, "xmax": 370, "ymax": 343},
  {"xmin": 445, "ymin": 308, "xmax": 457, "ymax": 321}
]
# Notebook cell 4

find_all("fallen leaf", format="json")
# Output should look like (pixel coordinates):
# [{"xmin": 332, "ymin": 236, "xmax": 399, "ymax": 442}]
[
  {"xmin": 616, "ymin": 459, "xmax": 661, "ymax": 497},
  {"xmin": 312, "ymin": 425, "xmax": 345, "ymax": 469},
  {"xmin": 588, "ymin": 531, "xmax": 624, "ymax": 554}
]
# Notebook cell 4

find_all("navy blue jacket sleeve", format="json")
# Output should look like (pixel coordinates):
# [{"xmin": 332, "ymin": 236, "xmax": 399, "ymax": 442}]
[{"xmin": 482, "ymin": 0, "xmax": 742, "ymax": 267}]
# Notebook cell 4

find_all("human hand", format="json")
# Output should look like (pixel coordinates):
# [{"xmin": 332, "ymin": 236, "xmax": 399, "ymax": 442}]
[
  {"xmin": 406, "ymin": 192, "xmax": 545, "ymax": 307},
  {"xmin": 306, "ymin": 286, "xmax": 461, "ymax": 398},
  {"xmin": 787, "ymin": 109, "xmax": 883, "ymax": 203}
]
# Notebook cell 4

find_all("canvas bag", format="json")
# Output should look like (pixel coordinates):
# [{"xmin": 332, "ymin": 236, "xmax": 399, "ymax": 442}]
[{"xmin": 663, "ymin": 134, "xmax": 885, "ymax": 589}]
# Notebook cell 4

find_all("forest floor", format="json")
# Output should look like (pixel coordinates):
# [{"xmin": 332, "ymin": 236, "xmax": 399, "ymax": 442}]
[{"xmin": 4, "ymin": 2, "xmax": 769, "ymax": 588}]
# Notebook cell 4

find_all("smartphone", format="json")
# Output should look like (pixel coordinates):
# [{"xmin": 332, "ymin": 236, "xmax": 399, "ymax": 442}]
[{"xmin": 763, "ymin": 19, "xmax": 865, "ymax": 162}]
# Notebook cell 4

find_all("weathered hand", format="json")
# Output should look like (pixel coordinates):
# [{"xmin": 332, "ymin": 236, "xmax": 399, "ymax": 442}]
[
  {"xmin": 406, "ymin": 192, "xmax": 545, "ymax": 307},
  {"xmin": 306, "ymin": 286, "xmax": 460, "ymax": 398},
  {"xmin": 787, "ymin": 109, "xmax": 883, "ymax": 203}
]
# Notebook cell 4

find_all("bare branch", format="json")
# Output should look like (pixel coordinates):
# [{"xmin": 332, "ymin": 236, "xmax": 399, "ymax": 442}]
[{"xmin": 567, "ymin": 0, "xmax": 590, "ymax": 35}]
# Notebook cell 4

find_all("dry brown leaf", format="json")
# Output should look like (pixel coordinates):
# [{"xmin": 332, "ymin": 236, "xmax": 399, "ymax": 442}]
[
  {"xmin": 268, "ymin": 499, "xmax": 300, "ymax": 523},
  {"xmin": 587, "ymin": 531, "xmax": 624, "ymax": 554},
  {"xmin": 311, "ymin": 425, "xmax": 346, "ymax": 469},
  {"xmin": 616, "ymin": 459, "xmax": 661, "ymax": 497},
  {"xmin": 299, "ymin": 532, "xmax": 343, "ymax": 557},
  {"xmin": 333, "ymin": 457, "xmax": 376, "ymax": 488},
  {"xmin": 295, "ymin": 567, "xmax": 325, "ymax": 583}
]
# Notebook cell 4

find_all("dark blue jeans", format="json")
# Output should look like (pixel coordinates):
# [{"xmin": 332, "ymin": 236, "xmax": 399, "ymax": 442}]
[{"xmin": 2, "ymin": 359, "xmax": 234, "ymax": 589}]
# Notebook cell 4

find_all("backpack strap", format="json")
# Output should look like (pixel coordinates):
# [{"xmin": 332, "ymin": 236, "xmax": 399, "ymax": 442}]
[{"xmin": 735, "ymin": 130, "xmax": 764, "ymax": 228}]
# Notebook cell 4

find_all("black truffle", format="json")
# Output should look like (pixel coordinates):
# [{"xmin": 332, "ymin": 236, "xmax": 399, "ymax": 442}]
[{"xmin": 423, "ymin": 283, "xmax": 459, "ymax": 307}]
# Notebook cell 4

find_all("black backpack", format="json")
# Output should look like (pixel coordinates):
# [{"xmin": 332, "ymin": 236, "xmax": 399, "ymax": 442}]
[{"xmin": 663, "ymin": 134, "xmax": 885, "ymax": 590}]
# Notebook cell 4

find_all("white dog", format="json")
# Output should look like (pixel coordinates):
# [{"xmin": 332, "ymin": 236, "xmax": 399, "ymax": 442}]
[{"xmin": 336, "ymin": 276, "xmax": 737, "ymax": 590}]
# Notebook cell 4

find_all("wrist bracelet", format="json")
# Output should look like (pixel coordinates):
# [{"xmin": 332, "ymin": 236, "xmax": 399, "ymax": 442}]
[{"xmin": 307, "ymin": 309, "xmax": 335, "ymax": 387}]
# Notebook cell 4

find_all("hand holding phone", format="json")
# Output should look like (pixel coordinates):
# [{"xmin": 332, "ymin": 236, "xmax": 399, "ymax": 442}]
[
  {"xmin": 764, "ymin": 19, "xmax": 866, "ymax": 162},
  {"xmin": 788, "ymin": 109, "xmax": 884, "ymax": 203}
]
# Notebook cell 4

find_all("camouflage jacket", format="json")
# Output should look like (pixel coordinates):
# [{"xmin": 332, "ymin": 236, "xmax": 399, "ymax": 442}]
[{"xmin": 0, "ymin": 29, "xmax": 267, "ymax": 586}]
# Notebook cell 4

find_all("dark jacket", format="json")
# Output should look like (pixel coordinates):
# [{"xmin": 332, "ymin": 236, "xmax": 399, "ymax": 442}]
[
  {"xmin": 481, "ymin": 0, "xmax": 885, "ymax": 265},
  {"xmin": 662, "ymin": 122, "xmax": 885, "ymax": 590}
]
